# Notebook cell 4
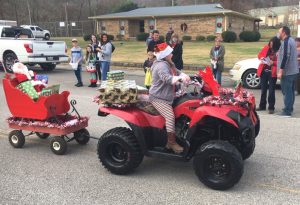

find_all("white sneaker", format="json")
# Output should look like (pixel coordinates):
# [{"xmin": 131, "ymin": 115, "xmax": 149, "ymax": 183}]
[{"xmin": 96, "ymin": 80, "xmax": 101, "ymax": 85}]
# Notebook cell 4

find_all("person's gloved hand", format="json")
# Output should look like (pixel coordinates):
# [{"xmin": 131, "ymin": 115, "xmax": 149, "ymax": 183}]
[
  {"xmin": 179, "ymin": 73, "xmax": 190, "ymax": 83},
  {"xmin": 172, "ymin": 76, "xmax": 182, "ymax": 85}
]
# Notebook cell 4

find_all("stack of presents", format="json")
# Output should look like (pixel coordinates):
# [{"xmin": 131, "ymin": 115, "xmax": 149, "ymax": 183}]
[
  {"xmin": 96, "ymin": 70, "xmax": 148, "ymax": 107},
  {"xmin": 12, "ymin": 62, "xmax": 60, "ymax": 100}
]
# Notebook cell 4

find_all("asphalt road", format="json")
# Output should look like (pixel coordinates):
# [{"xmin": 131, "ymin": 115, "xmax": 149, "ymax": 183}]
[{"xmin": 0, "ymin": 67, "xmax": 299, "ymax": 205}]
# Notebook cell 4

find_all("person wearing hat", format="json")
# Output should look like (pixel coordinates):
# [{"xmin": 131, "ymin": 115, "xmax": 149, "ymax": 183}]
[
  {"xmin": 149, "ymin": 42, "xmax": 190, "ymax": 153},
  {"xmin": 70, "ymin": 38, "xmax": 83, "ymax": 87}
]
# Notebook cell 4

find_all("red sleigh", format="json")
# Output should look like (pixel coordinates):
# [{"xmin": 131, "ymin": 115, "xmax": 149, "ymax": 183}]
[
  {"xmin": 3, "ymin": 75, "xmax": 70, "ymax": 120},
  {"xmin": 2, "ymin": 74, "xmax": 90, "ymax": 155}
]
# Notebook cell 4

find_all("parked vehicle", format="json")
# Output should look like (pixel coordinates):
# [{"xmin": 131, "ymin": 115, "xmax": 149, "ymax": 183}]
[
  {"xmin": 0, "ymin": 20, "xmax": 17, "ymax": 26},
  {"xmin": 97, "ymin": 72, "xmax": 260, "ymax": 190},
  {"xmin": 229, "ymin": 58, "xmax": 261, "ymax": 89},
  {"xmin": 0, "ymin": 26, "xmax": 68, "ymax": 72},
  {"xmin": 21, "ymin": 25, "xmax": 51, "ymax": 40}
]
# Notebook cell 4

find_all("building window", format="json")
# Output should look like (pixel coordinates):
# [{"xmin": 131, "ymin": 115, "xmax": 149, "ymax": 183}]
[
  {"xmin": 148, "ymin": 19, "xmax": 155, "ymax": 32},
  {"xmin": 100, "ymin": 21, "xmax": 106, "ymax": 34},
  {"xmin": 139, "ymin": 20, "xmax": 145, "ymax": 33},
  {"xmin": 119, "ymin": 20, "xmax": 125, "ymax": 35}
]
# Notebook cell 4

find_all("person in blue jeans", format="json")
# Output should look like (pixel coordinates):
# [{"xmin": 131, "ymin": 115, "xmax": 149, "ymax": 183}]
[
  {"xmin": 70, "ymin": 38, "xmax": 83, "ymax": 87},
  {"xmin": 277, "ymin": 26, "xmax": 299, "ymax": 116},
  {"xmin": 96, "ymin": 34, "xmax": 112, "ymax": 81},
  {"xmin": 210, "ymin": 37, "xmax": 225, "ymax": 85}
]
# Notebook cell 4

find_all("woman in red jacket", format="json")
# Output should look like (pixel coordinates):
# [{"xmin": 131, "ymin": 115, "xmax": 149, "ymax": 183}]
[{"xmin": 257, "ymin": 37, "xmax": 281, "ymax": 114}]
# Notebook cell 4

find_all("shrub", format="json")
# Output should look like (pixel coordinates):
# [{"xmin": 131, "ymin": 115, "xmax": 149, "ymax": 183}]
[
  {"xmin": 159, "ymin": 35, "xmax": 165, "ymax": 42},
  {"xmin": 136, "ymin": 32, "xmax": 148, "ymax": 41},
  {"xmin": 239, "ymin": 31, "xmax": 261, "ymax": 42},
  {"xmin": 207, "ymin": 35, "xmax": 217, "ymax": 42},
  {"xmin": 83, "ymin": 34, "xmax": 91, "ymax": 42},
  {"xmin": 196, "ymin": 35, "xmax": 206, "ymax": 41},
  {"xmin": 107, "ymin": 34, "xmax": 114, "ymax": 41},
  {"xmin": 116, "ymin": 34, "xmax": 124, "ymax": 41},
  {"xmin": 222, "ymin": 31, "xmax": 237, "ymax": 42},
  {"xmin": 182, "ymin": 35, "xmax": 192, "ymax": 41}
]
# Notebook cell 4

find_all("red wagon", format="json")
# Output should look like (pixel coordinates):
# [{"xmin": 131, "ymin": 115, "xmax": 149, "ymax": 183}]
[{"xmin": 2, "ymin": 74, "xmax": 90, "ymax": 155}]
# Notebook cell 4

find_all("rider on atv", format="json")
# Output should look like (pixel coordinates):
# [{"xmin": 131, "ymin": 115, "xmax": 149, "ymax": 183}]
[{"xmin": 149, "ymin": 42, "xmax": 190, "ymax": 153}]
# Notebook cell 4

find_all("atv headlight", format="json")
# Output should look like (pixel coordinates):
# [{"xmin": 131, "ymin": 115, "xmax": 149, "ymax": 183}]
[{"xmin": 232, "ymin": 64, "xmax": 242, "ymax": 70}]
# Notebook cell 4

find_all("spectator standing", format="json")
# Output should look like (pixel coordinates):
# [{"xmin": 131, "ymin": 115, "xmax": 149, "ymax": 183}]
[
  {"xmin": 147, "ymin": 30, "xmax": 163, "ymax": 52},
  {"xmin": 90, "ymin": 34, "xmax": 101, "ymax": 85},
  {"xmin": 210, "ymin": 37, "xmax": 225, "ymax": 85},
  {"xmin": 165, "ymin": 27, "xmax": 174, "ymax": 44},
  {"xmin": 146, "ymin": 32, "xmax": 153, "ymax": 47},
  {"xmin": 96, "ymin": 34, "xmax": 112, "ymax": 81},
  {"xmin": 85, "ymin": 45, "xmax": 97, "ymax": 87},
  {"xmin": 170, "ymin": 34, "xmax": 183, "ymax": 70},
  {"xmin": 277, "ymin": 26, "xmax": 299, "ymax": 116},
  {"xmin": 70, "ymin": 38, "xmax": 83, "ymax": 87},
  {"xmin": 295, "ymin": 38, "xmax": 300, "ymax": 95},
  {"xmin": 256, "ymin": 37, "xmax": 281, "ymax": 114},
  {"xmin": 143, "ymin": 51, "xmax": 156, "ymax": 89}
]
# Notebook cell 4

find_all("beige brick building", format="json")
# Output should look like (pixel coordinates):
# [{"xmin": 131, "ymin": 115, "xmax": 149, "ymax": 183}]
[{"xmin": 89, "ymin": 4, "xmax": 260, "ymax": 40}]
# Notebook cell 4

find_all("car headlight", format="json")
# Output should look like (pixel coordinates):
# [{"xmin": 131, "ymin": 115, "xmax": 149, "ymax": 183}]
[{"xmin": 232, "ymin": 64, "xmax": 242, "ymax": 70}]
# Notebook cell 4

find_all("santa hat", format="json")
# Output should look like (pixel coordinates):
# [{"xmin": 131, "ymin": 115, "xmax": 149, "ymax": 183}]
[{"xmin": 154, "ymin": 42, "xmax": 173, "ymax": 60}]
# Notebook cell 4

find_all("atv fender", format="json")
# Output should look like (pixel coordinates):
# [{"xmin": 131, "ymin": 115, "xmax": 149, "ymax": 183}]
[
  {"xmin": 99, "ymin": 107, "xmax": 165, "ymax": 129},
  {"xmin": 189, "ymin": 106, "xmax": 238, "ymax": 128}
]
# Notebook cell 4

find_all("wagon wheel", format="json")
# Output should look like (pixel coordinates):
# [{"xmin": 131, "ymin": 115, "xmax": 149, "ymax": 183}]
[
  {"xmin": 8, "ymin": 130, "xmax": 25, "ymax": 148},
  {"xmin": 74, "ymin": 128, "xmax": 90, "ymax": 145},
  {"xmin": 36, "ymin": 132, "xmax": 50, "ymax": 139},
  {"xmin": 50, "ymin": 136, "xmax": 67, "ymax": 155}
]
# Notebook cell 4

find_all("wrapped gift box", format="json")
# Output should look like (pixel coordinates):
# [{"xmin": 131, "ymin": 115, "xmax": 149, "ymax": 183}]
[
  {"xmin": 16, "ymin": 81, "xmax": 39, "ymax": 100},
  {"xmin": 107, "ymin": 70, "xmax": 125, "ymax": 81},
  {"xmin": 98, "ymin": 80, "xmax": 137, "ymax": 105},
  {"xmin": 40, "ymin": 85, "xmax": 60, "ymax": 96}
]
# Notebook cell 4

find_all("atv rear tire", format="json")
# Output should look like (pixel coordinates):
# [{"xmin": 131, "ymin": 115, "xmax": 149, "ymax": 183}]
[
  {"xmin": 193, "ymin": 140, "xmax": 244, "ymax": 190},
  {"xmin": 241, "ymin": 140, "xmax": 255, "ymax": 160},
  {"xmin": 97, "ymin": 127, "xmax": 144, "ymax": 175}
]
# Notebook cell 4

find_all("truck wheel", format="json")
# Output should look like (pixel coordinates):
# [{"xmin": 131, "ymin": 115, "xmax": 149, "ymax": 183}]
[
  {"xmin": 8, "ymin": 130, "xmax": 25, "ymax": 148},
  {"xmin": 193, "ymin": 140, "xmax": 243, "ymax": 190},
  {"xmin": 241, "ymin": 140, "xmax": 255, "ymax": 160},
  {"xmin": 44, "ymin": 34, "xmax": 50, "ymax": 40},
  {"xmin": 39, "ymin": 63, "xmax": 56, "ymax": 71},
  {"xmin": 74, "ymin": 128, "xmax": 90, "ymax": 145},
  {"xmin": 97, "ymin": 127, "xmax": 144, "ymax": 175},
  {"xmin": 36, "ymin": 132, "xmax": 50, "ymax": 139},
  {"xmin": 50, "ymin": 136, "xmax": 67, "ymax": 155},
  {"xmin": 3, "ymin": 52, "xmax": 17, "ymax": 73},
  {"xmin": 242, "ymin": 69, "xmax": 261, "ymax": 89}
]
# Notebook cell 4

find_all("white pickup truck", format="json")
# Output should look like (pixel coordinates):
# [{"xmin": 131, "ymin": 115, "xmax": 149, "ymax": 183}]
[{"xmin": 0, "ymin": 26, "xmax": 68, "ymax": 72}]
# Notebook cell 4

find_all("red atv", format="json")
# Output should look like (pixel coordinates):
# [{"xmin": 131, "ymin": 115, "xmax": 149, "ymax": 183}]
[{"xmin": 97, "ymin": 70, "xmax": 260, "ymax": 190}]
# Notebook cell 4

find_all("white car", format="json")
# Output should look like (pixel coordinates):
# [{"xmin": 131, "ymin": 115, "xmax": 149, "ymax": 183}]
[
  {"xmin": 21, "ymin": 25, "xmax": 51, "ymax": 40},
  {"xmin": 229, "ymin": 58, "xmax": 262, "ymax": 89}
]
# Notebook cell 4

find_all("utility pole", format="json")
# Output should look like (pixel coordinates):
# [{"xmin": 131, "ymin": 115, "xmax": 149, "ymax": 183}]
[
  {"xmin": 26, "ymin": 0, "xmax": 32, "ymax": 24},
  {"xmin": 64, "ymin": 2, "xmax": 69, "ymax": 37},
  {"xmin": 298, "ymin": 0, "xmax": 300, "ymax": 37}
]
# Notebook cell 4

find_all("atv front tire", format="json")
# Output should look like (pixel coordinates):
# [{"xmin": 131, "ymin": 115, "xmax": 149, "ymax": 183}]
[
  {"xmin": 97, "ymin": 127, "xmax": 144, "ymax": 175},
  {"xmin": 241, "ymin": 140, "xmax": 255, "ymax": 160},
  {"xmin": 193, "ymin": 140, "xmax": 244, "ymax": 190}
]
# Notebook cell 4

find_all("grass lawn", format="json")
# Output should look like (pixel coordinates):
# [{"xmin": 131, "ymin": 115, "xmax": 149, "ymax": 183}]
[{"xmin": 53, "ymin": 37, "xmax": 269, "ymax": 68}]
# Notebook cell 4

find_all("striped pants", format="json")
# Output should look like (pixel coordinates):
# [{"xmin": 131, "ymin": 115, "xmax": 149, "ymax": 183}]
[{"xmin": 151, "ymin": 100, "xmax": 175, "ymax": 133}]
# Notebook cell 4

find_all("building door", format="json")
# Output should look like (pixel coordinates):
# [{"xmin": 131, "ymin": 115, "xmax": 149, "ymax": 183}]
[{"xmin": 128, "ymin": 20, "xmax": 144, "ymax": 37}]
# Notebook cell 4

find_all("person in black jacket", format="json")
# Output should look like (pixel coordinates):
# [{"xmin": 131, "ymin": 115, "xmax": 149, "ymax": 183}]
[
  {"xmin": 170, "ymin": 34, "xmax": 183, "ymax": 70},
  {"xmin": 147, "ymin": 30, "xmax": 163, "ymax": 52}
]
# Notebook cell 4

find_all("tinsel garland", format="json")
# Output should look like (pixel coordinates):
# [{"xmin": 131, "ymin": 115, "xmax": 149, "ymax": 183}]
[
  {"xmin": 200, "ymin": 87, "xmax": 254, "ymax": 108},
  {"xmin": 7, "ymin": 115, "xmax": 89, "ymax": 129}
]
